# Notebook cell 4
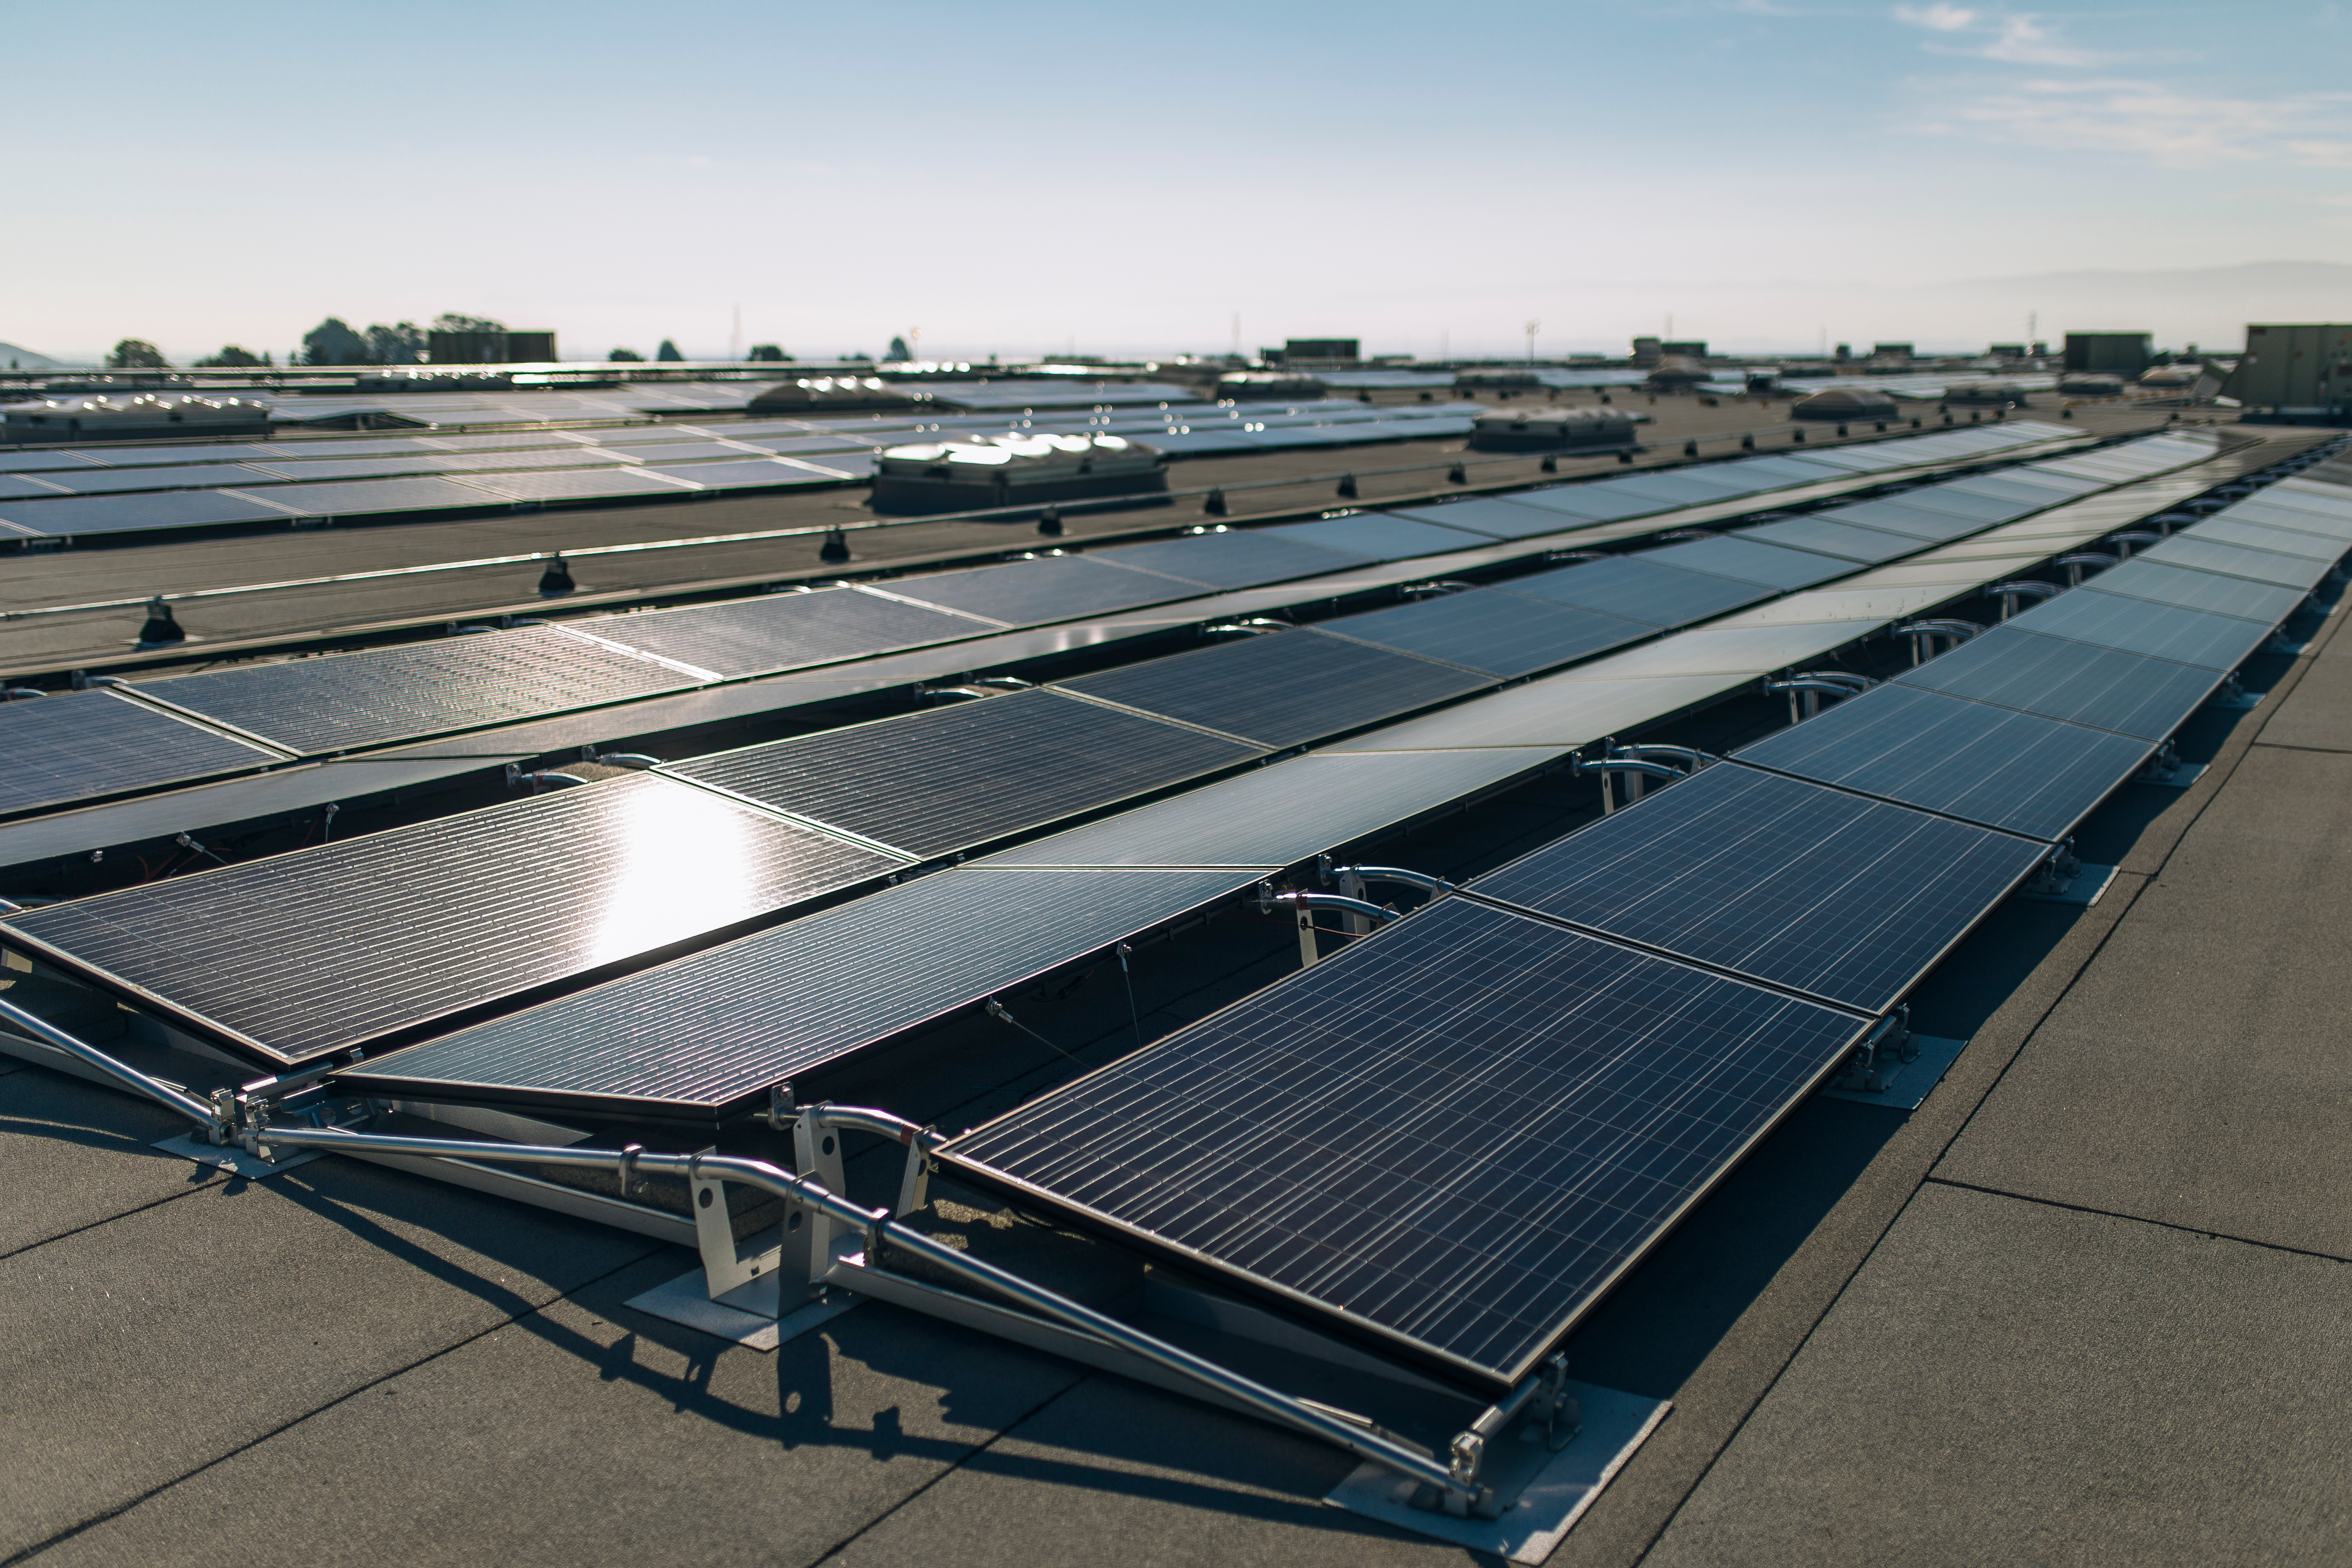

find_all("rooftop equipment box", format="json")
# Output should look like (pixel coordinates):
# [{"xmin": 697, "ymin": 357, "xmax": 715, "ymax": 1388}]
[
  {"xmin": 2063, "ymin": 332, "xmax": 2152, "ymax": 375},
  {"xmin": 2220, "ymin": 324, "xmax": 2352, "ymax": 419}
]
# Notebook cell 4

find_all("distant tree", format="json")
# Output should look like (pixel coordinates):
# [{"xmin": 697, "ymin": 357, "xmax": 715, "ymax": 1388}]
[
  {"xmin": 747, "ymin": 343, "xmax": 790, "ymax": 362},
  {"xmin": 884, "ymin": 335, "xmax": 912, "ymax": 362},
  {"xmin": 609, "ymin": 347, "xmax": 645, "ymax": 362},
  {"xmin": 300, "ymin": 318, "xmax": 370, "ymax": 365},
  {"xmin": 655, "ymin": 339, "xmax": 684, "ymax": 361},
  {"xmin": 366, "ymin": 322, "xmax": 427, "ymax": 365},
  {"xmin": 194, "ymin": 345, "xmax": 267, "ymax": 368},
  {"xmin": 843, "ymin": 352, "xmax": 874, "ymax": 362},
  {"xmin": 106, "ymin": 339, "xmax": 170, "ymax": 369},
  {"xmin": 432, "ymin": 313, "xmax": 506, "ymax": 334}
]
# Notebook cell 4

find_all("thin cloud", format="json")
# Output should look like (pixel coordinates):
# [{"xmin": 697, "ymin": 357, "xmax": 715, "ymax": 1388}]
[
  {"xmin": 1894, "ymin": 6, "xmax": 2107, "ymax": 66},
  {"xmin": 1943, "ymin": 77, "xmax": 2345, "ymax": 169},
  {"xmin": 1894, "ymin": 3, "xmax": 1975, "ymax": 30}
]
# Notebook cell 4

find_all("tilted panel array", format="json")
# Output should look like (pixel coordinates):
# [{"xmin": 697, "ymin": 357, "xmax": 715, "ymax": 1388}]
[
  {"xmin": 665, "ymin": 688, "xmax": 1265, "ymax": 860},
  {"xmin": 133, "ymin": 626, "xmax": 697, "ymax": 756},
  {"xmin": 1318, "ymin": 589, "xmax": 1652, "ymax": 678},
  {"xmin": 0, "ymin": 691, "xmax": 284, "ymax": 820},
  {"xmin": 0, "ymin": 775, "xmax": 901, "ymax": 1064},
  {"xmin": 337, "ymin": 868, "xmax": 1263, "ymax": 1118},
  {"xmin": 1465, "ymin": 763, "xmax": 2049, "ymax": 1013},
  {"xmin": 578, "ymin": 587, "xmax": 993, "ymax": 680},
  {"xmin": 941, "ymin": 895, "xmax": 1869, "ymax": 1393}
]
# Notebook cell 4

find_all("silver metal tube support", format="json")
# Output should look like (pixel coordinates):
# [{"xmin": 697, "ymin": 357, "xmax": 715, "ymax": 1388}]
[
  {"xmin": 1264, "ymin": 890, "xmax": 1394, "ymax": 923},
  {"xmin": 238, "ymin": 1123, "xmax": 1473, "ymax": 1501},
  {"xmin": 1894, "ymin": 619, "xmax": 1981, "ymax": 640},
  {"xmin": 1613, "ymin": 743, "xmax": 1715, "ymax": 770},
  {"xmin": 1575, "ymin": 758, "xmax": 1681, "ymax": 783},
  {"xmin": 0, "ymin": 994, "xmax": 220, "ymax": 1129},
  {"xmin": 1320, "ymin": 864, "xmax": 1455, "ymax": 897}
]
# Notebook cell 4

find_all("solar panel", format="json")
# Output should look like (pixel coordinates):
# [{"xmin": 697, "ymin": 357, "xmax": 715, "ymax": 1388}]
[
  {"xmin": 1710, "ymin": 455, "xmax": 1849, "ymax": 486},
  {"xmin": 643, "ymin": 458, "xmax": 852, "ymax": 490},
  {"xmin": 263, "ymin": 476, "xmax": 499, "ymax": 517},
  {"xmin": 1469, "ymin": 761, "xmax": 2048, "ymax": 1011},
  {"xmin": 463, "ymin": 468, "xmax": 699, "ymax": 503},
  {"xmin": 940, "ymin": 894, "xmax": 1869, "ymax": 1392},
  {"xmin": 2089, "ymin": 570, "xmax": 2303, "ymax": 642},
  {"xmin": 337, "ymin": 867, "xmax": 1262, "ymax": 1116},
  {"xmin": 1733, "ymin": 516, "xmax": 1920, "ymax": 564},
  {"xmin": 1731, "ymin": 683, "xmax": 2152, "ymax": 842},
  {"xmin": 666, "ymin": 688, "xmax": 1262, "ymax": 859},
  {"xmin": 1500, "ymin": 484, "xmax": 1671, "ymax": 523},
  {"xmin": 1587, "ymin": 472, "xmax": 1745, "ymax": 507},
  {"xmin": 1263, "ymin": 514, "xmax": 1498, "ymax": 559},
  {"xmin": 1322, "ymin": 589, "xmax": 1651, "ymax": 676},
  {"xmin": 1639, "ymin": 536, "xmax": 1851, "ymax": 590},
  {"xmin": 1555, "ymin": 623, "xmax": 1871, "ymax": 680},
  {"xmin": 1894, "ymin": 626, "xmax": 2224, "ymax": 740},
  {"xmin": 974, "ymin": 746, "xmax": 1559, "ymax": 868},
  {"xmin": 882, "ymin": 554, "xmax": 1194, "ymax": 625},
  {"xmin": 2186, "ymin": 517, "xmax": 2346, "ymax": 562},
  {"xmin": 0, "ymin": 489, "xmax": 297, "ymax": 539},
  {"xmin": 583, "ymin": 587, "xmax": 989, "ymax": 679},
  {"xmin": 1880, "ymin": 487, "xmax": 2026, "ymax": 525},
  {"xmin": 2224, "ymin": 499, "xmax": 2352, "ymax": 541},
  {"xmin": 2136, "ymin": 536, "xmax": 2329, "ymax": 589},
  {"xmin": 136, "ymin": 625, "xmax": 696, "ymax": 755},
  {"xmin": 2004, "ymin": 588, "xmax": 2274, "ymax": 671},
  {"xmin": 1053, "ymin": 629, "xmax": 1491, "ymax": 748},
  {"xmin": 1497, "ymin": 556, "xmax": 1774, "ymax": 626},
  {"xmin": 0, "ymin": 691, "xmax": 284, "ymax": 820},
  {"xmin": 33, "ymin": 463, "xmax": 280, "ymax": 495},
  {"xmin": 0, "ymin": 775, "xmax": 901, "ymax": 1065},
  {"xmin": 1094, "ymin": 530, "xmax": 1369, "ymax": 588},
  {"xmin": 1383, "ymin": 497, "xmax": 1584, "ymax": 540},
  {"xmin": 1808, "ymin": 499, "xmax": 1985, "ymax": 542},
  {"xmin": 1320, "ymin": 672, "xmax": 1740, "ymax": 752},
  {"xmin": 1938, "ymin": 473, "xmax": 2086, "ymax": 507}
]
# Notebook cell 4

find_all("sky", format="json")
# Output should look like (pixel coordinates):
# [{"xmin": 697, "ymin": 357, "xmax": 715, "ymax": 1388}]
[{"xmin": 6, "ymin": 0, "xmax": 2350, "ymax": 363}]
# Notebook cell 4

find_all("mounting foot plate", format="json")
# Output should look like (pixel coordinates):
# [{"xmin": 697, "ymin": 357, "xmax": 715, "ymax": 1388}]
[
  {"xmin": 2018, "ymin": 862, "xmax": 2116, "ymax": 907},
  {"xmin": 2138, "ymin": 762, "xmax": 2208, "ymax": 789},
  {"xmin": 1325, "ymin": 1381, "xmax": 1669, "ymax": 1563},
  {"xmin": 624, "ymin": 1265, "xmax": 855, "ymax": 1352},
  {"xmin": 153, "ymin": 1133, "xmax": 323, "ymax": 1178},
  {"xmin": 1819, "ymin": 1034, "xmax": 1968, "ymax": 1110}
]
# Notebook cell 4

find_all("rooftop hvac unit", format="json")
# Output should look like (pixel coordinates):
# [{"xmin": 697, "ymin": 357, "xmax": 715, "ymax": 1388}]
[
  {"xmin": 1644, "ymin": 355, "xmax": 1710, "ymax": 390},
  {"xmin": 1945, "ymin": 379, "xmax": 2030, "ymax": 406},
  {"xmin": 2058, "ymin": 373, "xmax": 2127, "ymax": 397},
  {"xmin": 1467, "ymin": 407, "xmax": 1638, "ymax": 453},
  {"xmin": 1789, "ymin": 385, "xmax": 1897, "ymax": 421},
  {"xmin": 1, "ymin": 392, "xmax": 271, "ymax": 441},
  {"xmin": 871, "ymin": 432, "xmax": 1168, "ymax": 515}
]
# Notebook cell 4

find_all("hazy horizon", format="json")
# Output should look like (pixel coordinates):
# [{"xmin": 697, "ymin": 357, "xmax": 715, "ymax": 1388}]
[{"xmin": 9, "ymin": 2, "xmax": 2349, "ymax": 365}]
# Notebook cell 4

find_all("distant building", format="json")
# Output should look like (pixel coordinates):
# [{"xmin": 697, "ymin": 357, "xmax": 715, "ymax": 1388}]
[
  {"xmin": 1631, "ymin": 336, "xmax": 1663, "ymax": 367},
  {"xmin": 2063, "ymin": 332, "xmax": 2152, "ymax": 376},
  {"xmin": 1660, "ymin": 340, "xmax": 1707, "ymax": 360},
  {"xmin": 426, "ymin": 329, "xmax": 558, "ymax": 365},
  {"xmin": 1264, "ymin": 338, "xmax": 1360, "ymax": 368},
  {"xmin": 2220, "ymin": 323, "xmax": 2352, "ymax": 421}
]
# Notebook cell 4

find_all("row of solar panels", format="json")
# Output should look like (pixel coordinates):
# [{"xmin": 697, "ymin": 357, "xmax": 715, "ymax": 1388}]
[
  {"xmin": 0, "ymin": 420, "xmax": 2081, "ymax": 829},
  {"xmin": 311, "ymin": 429, "xmax": 2258, "ymax": 1125},
  {"xmin": 0, "ymin": 429, "xmax": 2221, "ymax": 1103},
  {"xmin": 0, "ymin": 403, "xmax": 1507, "ymax": 541},
  {"xmin": 933, "ymin": 448, "xmax": 2352, "ymax": 1396},
  {"xmin": 249, "ymin": 380, "xmax": 1202, "ymax": 429}
]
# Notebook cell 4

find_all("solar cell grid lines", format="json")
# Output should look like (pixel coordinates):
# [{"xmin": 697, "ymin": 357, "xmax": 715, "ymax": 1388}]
[
  {"xmin": 1895, "ymin": 625, "xmax": 2226, "ymax": 740},
  {"xmin": 1265, "ymin": 513, "xmax": 1499, "ymax": 560},
  {"xmin": 1383, "ymin": 497, "xmax": 1591, "ymax": 541},
  {"xmin": 942, "ymin": 895, "xmax": 1869, "ymax": 1391},
  {"xmin": 0, "ymin": 488, "xmax": 299, "ymax": 539},
  {"xmin": 1809, "ymin": 499, "xmax": 1985, "ymax": 542},
  {"xmin": 2138, "ymin": 535, "xmax": 2331, "ymax": 589},
  {"xmin": 1497, "ymin": 556, "xmax": 1774, "ymax": 626},
  {"xmin": 0, "ymin": 774, "xmax": 903, "ymax": 1064},
  {"xmin": 339, "ymin": 867, "xmax": 1262, "ymax": 1114},
  {"xmin": 1732, "ymin": 516, "xmax": 1919, "ymax": 564},
  {"xmin": 1094, "ymin": 529, "xmax": 1370, "ymax": 589},
  {"xmin": 1053, "ymin": 629, "xmax": 1492, "ymax": 749},
  {"xmin": 665, "ymin": 688, "xmax": 1263, "ymax": 859},
  {"xmin": 1468, "ymin": 761, "xmax": 2049, "ymax": 1012},
  {"xmin": 0, "ymin": 691, "xmax": 283, "ymax": 820},
  {"xmin": 135, "ymin": 625, "xmax": 697, "ymax": 755},
  {"xmin": 1321, "ymin": 589, "xmax": 1652, "ymax": 677},
  {"xmin": 583, "ymin": 586, "xmax": 990, "ymax": 679},
  {"xmin": 1731, "ymin": 684, "xmax": 2153, "ymax": 842},
  {"xmin": 1639, "ymin": 536, "xmax": 1851, "ymax": 591},
  {"xmin": 879, "ymin": 553, "xmax": 1198, "ymax": 626},
  {"xmin": 2003, "ymin": 587, "xmax": 2274, "ymax": 671},
  {"xmin": 2186, "ymin": 517, "xmax": 2347, "ymax": 561}
]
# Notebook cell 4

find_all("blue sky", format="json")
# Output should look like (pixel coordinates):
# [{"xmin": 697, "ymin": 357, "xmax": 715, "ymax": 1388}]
[{"xmin": 7, "ymin": 1, "xmax": 2348, "ymax": 361}]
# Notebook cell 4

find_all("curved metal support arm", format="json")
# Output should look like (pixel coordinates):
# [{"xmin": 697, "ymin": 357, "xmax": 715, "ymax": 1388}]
[
  {"xmin": 1203, "ymin": 619, "xmax": 1290, "ymax": 638},
  {"xmin": 1613, "ymin": 743, "xmax": 1715, "ymax": 770},
  {"xmin": 1574, "ymin": 757, "xmax": 1681, "ymax": 783},
  {"xmin": 2054, "ymin": 552, "xmax": 2118, "ymax": 569},
  {"xmin": 1398, "ymin": 581, "xmax": 1476, "ymax": 599},
  {"xmin": 1260, "ymin": 888, "xmax": 1395, "ymax": 923},
  {"xmin": 1987, "ymin": 581, "xmax": 2061, "ymax": 601},
  {"xmin": 506, "ymin": 765, "xmax": 590, "ymax": 791},
  {"xmin": 1317, "ymin": 861, "xmax": 1456, "ymax": 897},
  {"xmin": 1894, "ymin": 619, "xmax": 1982, "ymax": 640},
  {"xmin": 238, "ymin": 1123, "xmax": 1476, "ymax": 1503},
  {"xmin": 1762, "ymin": 678, "xmax": 1864, "ymax": 702}
]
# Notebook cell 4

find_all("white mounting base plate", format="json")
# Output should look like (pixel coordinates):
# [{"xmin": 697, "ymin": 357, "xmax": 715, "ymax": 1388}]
[
  {"xmin": 1325, "ymin": 1381, "xmax": 1669, "ymax": 1564},
  {"xmin": 2209, "ymin": 691, "xmax": 2264, "ymax": 711},
  {"xmin": 1819, "ymin": 1033, "xmax": 1968, "ymax": 1110},
  {"xmin": 153, "ymin": 1133, "xmax": 323, "ymax": 1178},
  {"xmin": 2017, "ymin": 862, "xmax": 2116, "ymax": 907},
  {"xmin": 623, "ymin": 1265, "xmax": 855, "ymax": 1352},
  {"xmin": 2138, "ymin": 762, "xmax": 2208, "ymax": 789}
]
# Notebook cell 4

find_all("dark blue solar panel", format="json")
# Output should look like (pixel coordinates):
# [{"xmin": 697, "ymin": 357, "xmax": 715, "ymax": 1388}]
[
  {"xmin": 1265, "ymin": 514, "xmax": 1497, "ymax": 558},
  {"xmin": 1500, "ymin": 484, "xmax": 1672, "ymax": 523},
  {"xmin": 2187, "ymin": 518, "xmax": 2344, "ymax": 562},
  {"xmin": 1324, "ymin": 589, "xmax": 1650, "ymax": 677},
  {"xmin": 0, "ymin": 691, "xmax": 282, "ymax": 819},
  {"xmin": 1385, "ymin": 497, "xmax": 1583, "ymax": 540},
  {"xmin": 2005, "ymin": 588, "xmax": 2274, "ymax": 671},
  {"xmin": 942, "ymin": 894, "xmax": 1868, "ymax": 1391},
  {"xmin": 1469, "ymin": 762, "xmax": 2047, "ymax": 1012},
  {"xmin": 884, "ymin": 554, "xmax": 1195, "ymax": 624},
  {"xmin": 1883, "ymin": 487, "xmax": 2028, "ymax": 525},
  {"xmin": 1054, "ymin": 629, "xmax": 1491, "ymax": 748},
  {"xmin": 1895, "ymin": 626, "xmax": 2225, "ymax": 740},
  {"xmin": 0, "ymin": 489, "xmax": 296, "ymax": 539},
  {"xmin": 1733, "ymin": 516, "xmax": 1919, "ymax": 564},
  {"xmin": 1497, "ymin": 556, "xmax": 1774, "ymax": 626},
  {"xmin": 1094, "ymin": 529, "xmax": 1368, "ymax": 588},
  {"xmin": 1732, "ymin": 684, "xmax": 2152, "ymax": 842},
  {"xmin": 2083, "ymin": 560, "xmax": 2306, "ymax": 624},
  {"xmin": 2138, "ymin": 536, "xmax": 2329, "ymax": 590},
  {"xmin": 1809, "ymin": 499, "xmax": 1985, "ymax": 542},
  {"xmin": 583, "ymin": 587, "xmax": 988, "ymax": 678},
  {"xmin": 1639, "ymin": 536, "xmax": 1852, "ymax": 590}
]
